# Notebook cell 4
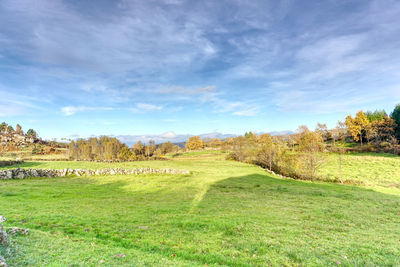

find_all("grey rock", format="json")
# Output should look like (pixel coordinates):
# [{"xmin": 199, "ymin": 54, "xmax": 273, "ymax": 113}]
[
  {"xmin": 0, "ymin": 229, "xmax": 7, "ymax": 245},
  {"xmin": 0, "ymin": 255, "xmax": 7, "ymax": 267},
  {"xmin": 7, "ymin": 227, "xmax": 29, "ymax": 235}
]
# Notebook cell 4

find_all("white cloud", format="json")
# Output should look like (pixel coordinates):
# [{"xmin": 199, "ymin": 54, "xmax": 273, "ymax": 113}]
[
  {"xmin": 61, "ymin": 106, "xmax": 113, "ymax": 116},
  {"xmin": 0, "ymin": 88, "xmax": 48, "ymax": 116},
  {"xmin": 80, "ymin": 83, "xmax": 108, "ymax": 92},
  {"xmin": 233, "ymin": 107, "xmax": 259, "ymax": 116},
  {"xmin": 0, "ymin": 0, "xmax": 218, "ymax": 74},
  {"xmin": 61, "ymin": 106, "xmax": 92, "ymax": 116},
  {"xmin": 159, "ymin": 131, "xmax": 177, "ymax": 139},
  {"xmin": 136, "ymin": 103, "xmax": 163, "ymax": 111}
]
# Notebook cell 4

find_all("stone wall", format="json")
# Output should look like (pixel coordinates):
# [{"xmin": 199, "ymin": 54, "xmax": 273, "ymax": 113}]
[{"xmin": 0, "ymin": 167, "xmax": 190, "ymax": 180}]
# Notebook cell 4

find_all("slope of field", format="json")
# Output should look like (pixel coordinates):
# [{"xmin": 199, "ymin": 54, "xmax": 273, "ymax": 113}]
[
  {"xmin": 1, "ymin": 151, "xmax": 400, "ymax": 266},
  {"xmin": 319, "ymin": 152, "xmax": 400, "ymax": 188}
]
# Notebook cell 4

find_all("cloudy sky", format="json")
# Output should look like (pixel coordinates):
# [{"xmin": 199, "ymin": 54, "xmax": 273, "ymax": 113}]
[{"xmin": 1, "ymin": 0, "xmax": 399, "ymax": 140}]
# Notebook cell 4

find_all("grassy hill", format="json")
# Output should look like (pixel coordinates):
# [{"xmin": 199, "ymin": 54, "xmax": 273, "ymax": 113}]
[
  {"xmin": 319, "ymin": 152, "xmax": 400, "ymax": 188},
  {"xmin": 1, "ymin": 151, "xmax": 400, "ymax": 266}
]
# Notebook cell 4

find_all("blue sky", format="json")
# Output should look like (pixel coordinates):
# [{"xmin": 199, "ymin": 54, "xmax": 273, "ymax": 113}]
[{"xmin": 1, "ymin": 0, "xmax": 400, "ymax": 141}]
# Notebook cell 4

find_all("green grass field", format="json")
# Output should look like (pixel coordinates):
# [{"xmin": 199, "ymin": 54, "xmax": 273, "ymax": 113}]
[
  {"xmin": 319, "ymin": 152, "xmax": 400, "ymax": 188},
  {"xmin": 1, "ymin": 151, "xmax": 400, "ymax": 266}
]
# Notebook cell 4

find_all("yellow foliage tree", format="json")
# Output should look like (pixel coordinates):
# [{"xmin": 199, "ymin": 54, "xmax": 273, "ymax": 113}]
[
  {"xmin": 257, "ymin": 134, "xmax": 275, "ymax": 171},
  {"xmin": 345, "ymin": 111, "xmax": 370, "ymax": 145},
  {"xmin": 185, "ymin": 136, "xmax": 203, "ymax": 150}
]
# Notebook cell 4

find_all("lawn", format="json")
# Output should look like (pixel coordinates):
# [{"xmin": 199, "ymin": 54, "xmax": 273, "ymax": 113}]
[{"xmin": 1, "ymin": 151, "xmax": 400, "ymax": 266}]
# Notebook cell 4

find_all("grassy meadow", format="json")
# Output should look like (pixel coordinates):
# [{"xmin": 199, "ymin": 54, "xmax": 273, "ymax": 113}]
[
  {"xmin": 1, "ymin": 151, "xmax": 400, "ymax": 266},
  {"xmin": 319, "ymin": 152, "xmax": 400, "ymax": 188}
]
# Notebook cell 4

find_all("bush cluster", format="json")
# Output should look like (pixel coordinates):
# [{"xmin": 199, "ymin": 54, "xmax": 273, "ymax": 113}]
[
  {"xmin": 68, "ymin": 136, "xmax": 180, "ymax": 161},
  {"xmin": 226, "ymin": 129, "xmax": 326, "ymax": 181}
]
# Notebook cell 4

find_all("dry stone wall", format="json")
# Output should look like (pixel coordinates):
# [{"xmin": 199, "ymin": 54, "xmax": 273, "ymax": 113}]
[{"xmin": 0, "ymin": 167, "xmax": 190, "ymax": 180}]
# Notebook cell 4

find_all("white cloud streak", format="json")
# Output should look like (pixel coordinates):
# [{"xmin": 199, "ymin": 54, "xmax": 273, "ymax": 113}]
[
  {"xmin": 61, "ymin": 106, "xmax": 113, "ymax": 116},
  {"xmin": 136, "ymin": 103, "xmax": 163, "ymax": 111}
]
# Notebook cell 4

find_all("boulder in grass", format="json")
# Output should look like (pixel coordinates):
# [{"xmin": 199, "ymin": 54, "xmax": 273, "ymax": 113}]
[
  {"xmin": 0, "ymin": 255, "xmax": 7, "ymax": 267},
  {"xmin": 7, "ymin": 227, "xmax": 29, "ymax": 235},
  {"xmin": 0, "ymin": 216, "xmax": 7, "ymax": 246},
  {"xmin": 0, "ymin": 229, "xmax": 7, "ymax": 246}
]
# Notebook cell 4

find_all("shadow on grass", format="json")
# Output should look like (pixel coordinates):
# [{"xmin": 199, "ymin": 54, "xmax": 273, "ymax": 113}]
[
  {"xmin": 0, "ymin": 161, "xmax": 45, "ymax": 169},
  {"xmin": 194, "ymin": 173, "xmax": 400, "ymax": 265},
  {"xmin": 2, "ymin": 173, "xmax": 400, "ymax": 266},
  {"xmin": 345, "ymin": 152, "xmax": 399, "ymax": 158},
  {"xmin": 197, "ymin": 173, "xmax": 400, "ymax": 205}
]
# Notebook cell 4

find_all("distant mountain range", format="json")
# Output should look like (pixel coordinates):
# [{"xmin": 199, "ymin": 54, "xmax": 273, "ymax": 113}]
[
  {"xmin": 269, "ymin": 130, "xmax": 294, "ymax": 136},
  {"xmin": 114, "ymin": 131, "xmax": 294, "ymax": 146},
  {"xmin": 115, "ymin": 132, "xmax": 236, "ymax": 146}
]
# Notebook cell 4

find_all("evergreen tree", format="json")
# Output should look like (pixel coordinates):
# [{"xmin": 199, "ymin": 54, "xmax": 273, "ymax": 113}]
[{"xmin": 391, "ymin": 104, "xmax": 400, "ymax": 139}]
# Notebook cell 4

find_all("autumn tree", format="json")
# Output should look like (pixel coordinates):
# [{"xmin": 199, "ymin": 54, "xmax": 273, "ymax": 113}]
[
  {"xmin": 68, "ymin": 140, "xmax": 79, "ymax": 160},
  {"xmin": 68, "ymin": 136, "xmax": 173, "ymax": 161},
  {"xmin": 208, "ymin": 138, "xmax": 223, "ymax": 149},
  {"xmin": 118, "ymin": 146, "xmax": 133, "ymax": 161},
  {"xmin": 315, "ymin": 123, "xmax": 331, "ymax": 142},
  {"xmin": 158, "ymin": 141, "xmax": 179, "ymax": 155},
  {"xmin": 257, "ymin": 133, "xmax": 276, "ymax": 171},
  {"xmin": 345, "ymin": 111, "xmax": 370, "ymax": 145},
  {"xmin": 133, "ymin": 141, "xmax": 145, "ymax": 156},
  {"xmin": 145, "ymin": 140, "xmax": 156, "ymax": 157},
  {"xmin": 230, "ymin": 136, "xmax": 251, "ymax": 162},
  {"xmin": 297, "ymin": 131, "xmax": 326, "ymax": 178},
  {"xmin": 331, "ymin": 121, "xmax": 348, "ymax": 144},
  {"xmin": 372, "ymin": 116, "xmax": 397, "ymax": 142},
  {"xmin": 185, "ymin": 136, "xmax": 203, "ymax": 150}
]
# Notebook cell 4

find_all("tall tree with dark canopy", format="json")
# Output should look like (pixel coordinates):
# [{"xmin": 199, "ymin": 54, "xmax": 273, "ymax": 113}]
[{"xmin": 391, "ymin": 104, "xmax": 400, "ymax": 140}]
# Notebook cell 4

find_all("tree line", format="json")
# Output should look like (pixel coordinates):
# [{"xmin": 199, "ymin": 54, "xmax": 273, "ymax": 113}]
[
  {"xmin": 183, "ymin": 104, "xmax": 400, "ymax": 182},
  {"xmin": 344, "ymin": 106, "xmax": 400, "ymax": 148},
  {"xmin": 68, "ymin": 136, "xmax": 180, "ymax": 161},
  {"xmin": 0, "ymin": 122, "xmax": 38, "ymax": 138},
  {"xmin": 225, "ymin": 129, "xmax": 326, "ymax": 181}
]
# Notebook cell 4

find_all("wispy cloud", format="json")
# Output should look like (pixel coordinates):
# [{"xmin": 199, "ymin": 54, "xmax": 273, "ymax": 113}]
[
  {"xmin": 1, "ymin": 0, "xmax": 400, "ymax": 136},
  {"xmin": 61, "ymin": 106, "xmax": 113, "ymax": 116},
  {"xmin": 136, "ymin": 103, "xmax": 163, "ymax": 111},
  {"xmin": 233, "ymin": 107, "xmax": 259, "ymax": 117},
  {"xmin": 0, "ymin": 87, "xmax": 49, "ymax": 116}
]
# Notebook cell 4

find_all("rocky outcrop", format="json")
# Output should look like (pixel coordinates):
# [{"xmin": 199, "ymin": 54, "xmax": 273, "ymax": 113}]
[
  {"xmin": 0, "ymin": 168, "xmax": 190, "ymax": 180},
  {"xmin": 0, "ymin": 132, "xmax": 37, "ymax": 147}
]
